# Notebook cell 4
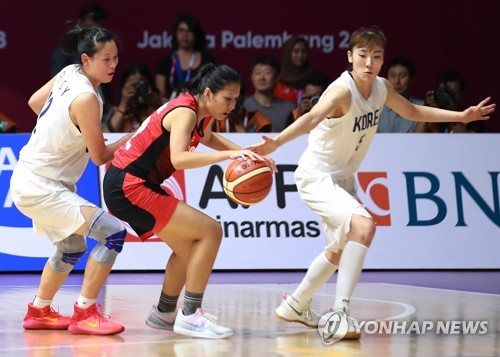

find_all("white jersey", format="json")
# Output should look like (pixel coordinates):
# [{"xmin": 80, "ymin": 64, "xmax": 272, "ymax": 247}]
[
  {"xmin": 18, "ymin": 64, "xmax": 102, "ymax": 185},
  {"xmin": 298, "ymin": 71, "xmax": 387, "ymax": 179}
]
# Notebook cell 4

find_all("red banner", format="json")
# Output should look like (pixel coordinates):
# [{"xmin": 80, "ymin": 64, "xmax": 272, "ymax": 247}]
[{"xmin": 0, "ymin": 0, "xmax": 498, "ymax": 132}]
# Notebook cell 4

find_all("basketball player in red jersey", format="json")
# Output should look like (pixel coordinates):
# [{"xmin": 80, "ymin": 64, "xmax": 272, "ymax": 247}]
[{"xmin": 103, "ymin": 63, "xmax": 275, "ymax": 339}]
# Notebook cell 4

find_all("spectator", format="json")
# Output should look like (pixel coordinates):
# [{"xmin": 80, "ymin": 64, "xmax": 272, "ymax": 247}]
[
  {"xmin": 287, "ymin": 70, "xmax": 330, "ymax": 125},
  {"xmin": 155, "ymin": 13, "xmax": 216, "ymax": 100},
  {"xmin": 275, "ymin": 36, "xmax": 315, "ymax": 106},
  {"xmin": 244, "ymin": 55, "xmax": 295, "ymax": 132},
  {"xmin": 102, "ymin": 62, "xmax": 162, "ymax": 132},
  {"xmin": 50, "ymin": 3, "xmax": 113, "ymax": 115},
  {"xmin": 213, "ymin": 79, "xmax": 272, "ymax": 133},
  {"xmin": 50, "ymin": 3, "xmax": 107, "ymax": 77},
  {"xmin": 377, "ymin": 57, "xmax": 426, "ymax": 133},
  {"xmin": 0, "ymin": 112, "xmax": 17, "ymax": 133},
  {"xmin": 425, "ymin": 70, "xmax": 484, "ymax": 133}
]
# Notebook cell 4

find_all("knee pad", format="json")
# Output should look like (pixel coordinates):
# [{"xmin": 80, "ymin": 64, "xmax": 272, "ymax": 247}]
[
  {"xmin": 86, "ymin": 209, "xmax": 126, "ymax": 265},
  {"xmin": 49, "ymin": 234, "xmax": 87, "ymax": 272}
]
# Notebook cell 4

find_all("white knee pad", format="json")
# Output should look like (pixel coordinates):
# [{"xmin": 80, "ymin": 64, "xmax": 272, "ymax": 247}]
[
  {"xmin": 49, "ymin": 234, "xmax": 87, "ymax": 272},
  {"xmin": 85, "ymin": 209, "xmax": 126, "ymax": 265}
]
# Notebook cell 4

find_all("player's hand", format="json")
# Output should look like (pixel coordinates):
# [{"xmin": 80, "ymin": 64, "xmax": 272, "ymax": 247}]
[
  {"xmin": 229, "ymin": 149, "xmax": 263, "ymax": 161},
  {"xmin": 262, "ymin": 155, "xmax": 277, "ymax": 173},
  {"xmin": 462, "ymin": 97, "xmax": 496, "ymax": 123},
  {"xmin": 245, "ymin": 135, "xmax": 278, "ymax": 156},
  {"xmin": 228, "ymin": 150, "xmax": 277, "ymax": 173}
]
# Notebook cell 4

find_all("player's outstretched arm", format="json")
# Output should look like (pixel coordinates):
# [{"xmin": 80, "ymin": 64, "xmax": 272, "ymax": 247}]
[{"xmin": 461, "ymin": 97, "xmax": 496, "ymax": 123}]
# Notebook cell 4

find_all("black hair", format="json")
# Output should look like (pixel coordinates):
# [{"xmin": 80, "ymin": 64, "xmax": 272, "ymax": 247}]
[
  {"xmin": 386, "ymin": 56, "xmax": 416, "ymax": 77},
  {"xmin": 438, "ymin": 70, "xmax": 465, "ymax": 92},
  {"xmin": 303, "ymin": 70, "xmax": 330, "ymax": 88},
  {"xmin": 118, "ymin": 62, "xmax": 156, "ymax": 89},
  {"xmin": 172, "ymin": 13, "xmax": 207, "ymax": 51},
  {"xmin": 249, "ymin": 55, "xmax": 281, "ymax": 74},
  {"xmin": 180, "ymin": 63, "xmax": 241, "ymax": 95},
  {"xmin": 60, "ymin": 26, "xmax": 116, "ymax": 62},
  {"xmin": 79, "ymin": 3, "xmax": 107, "ymax": 23}
]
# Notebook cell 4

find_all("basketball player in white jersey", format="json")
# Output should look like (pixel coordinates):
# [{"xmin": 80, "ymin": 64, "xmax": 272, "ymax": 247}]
[
  {"xmin": 248, "ymin": 26, "xmax": 495, "ymax": 338},
  {"xmin": 10, "ymin": 26, "xmax": 133, "ymax": 335}
]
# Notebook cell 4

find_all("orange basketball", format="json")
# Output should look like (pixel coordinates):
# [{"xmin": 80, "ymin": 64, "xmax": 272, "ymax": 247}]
[{"xmin": 223, "ymin": 158, "xmax": 273, "ymax": 206}]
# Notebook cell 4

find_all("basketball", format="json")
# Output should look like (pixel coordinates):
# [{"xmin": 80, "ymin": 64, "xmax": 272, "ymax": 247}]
[{"xmin": 223, "ymin": 158, "xmax": 273, "ymax": 206}]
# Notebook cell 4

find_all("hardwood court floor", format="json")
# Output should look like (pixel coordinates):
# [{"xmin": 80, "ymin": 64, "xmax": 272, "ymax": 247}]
[{"xmin": 0, "ymin": 271, "xmax": 499, "ymax": 357}]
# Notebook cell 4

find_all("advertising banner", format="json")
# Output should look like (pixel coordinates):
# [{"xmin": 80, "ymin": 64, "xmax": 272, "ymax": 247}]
[{"xmin": 1, "ymin": 133, "xmax": 499, "ymax": 271}]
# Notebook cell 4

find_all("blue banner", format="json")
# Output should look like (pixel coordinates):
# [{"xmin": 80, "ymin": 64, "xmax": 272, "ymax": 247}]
[{"xmin": 0, "ymin": 134, "xmax": 100, "ymax": 271}]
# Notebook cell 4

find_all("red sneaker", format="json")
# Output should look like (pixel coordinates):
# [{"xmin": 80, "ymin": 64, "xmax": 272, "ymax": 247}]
[
  {"xmin": 68, "ymin": 302, "xmax": 124, "ymax": 335},
  {"xmin": 23, "ymin": 302, "xmax": 71, "ymax": 330}
]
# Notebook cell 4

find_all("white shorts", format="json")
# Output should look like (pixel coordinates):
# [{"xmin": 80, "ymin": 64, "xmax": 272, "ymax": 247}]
[
  {"xmin": 10, "ymin": 163, "xmax": 95, "ymax": 243},
  {"xmin": 294, "ymin": 167, "xmax": 371, "ymax": 253}
]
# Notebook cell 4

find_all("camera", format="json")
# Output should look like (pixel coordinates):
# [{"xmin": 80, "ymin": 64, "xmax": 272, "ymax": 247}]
[
  {"xmin": 309, "ymin": 93, "xmax": 321, "ymax": 107},
  {"xmin": 133, "ymin": 80, "xmax": 150, "ymax": 98},
  {"xmin": 433, "ymin": 87, "xmax": 455, "ymax": 109}
]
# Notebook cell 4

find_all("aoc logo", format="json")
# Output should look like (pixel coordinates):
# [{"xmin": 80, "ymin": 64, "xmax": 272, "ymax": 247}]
[{"xmin": 356, "ymin": 172, "xmax": 391, "ymax": 226}]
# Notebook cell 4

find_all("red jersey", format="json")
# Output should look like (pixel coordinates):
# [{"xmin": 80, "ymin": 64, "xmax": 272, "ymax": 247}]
[{"xmin": 111, "ymin": 92, "xmax": 211, "ymax": 185}]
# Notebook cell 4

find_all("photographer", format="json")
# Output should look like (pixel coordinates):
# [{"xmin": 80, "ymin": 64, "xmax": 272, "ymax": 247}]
[
  {"xmin": 286, "ymin": 70, "xmax": 329, "ymax": 126},
  {"xmin": 425, "ymin": 70, "xmax": 485, "ymax": 133},
  {"xmin": 103, "ymin": 62, "xmax": 163, "ymax": 132}
]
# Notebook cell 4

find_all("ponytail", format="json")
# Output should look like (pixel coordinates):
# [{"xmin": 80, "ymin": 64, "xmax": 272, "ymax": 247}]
[
  {"xmin": 178, "ymin": 63, "xmax": 241, "ymax": 96},
  {"xmin": 60, "ymin": 26, "xmax": 116, "ymax": 63}
]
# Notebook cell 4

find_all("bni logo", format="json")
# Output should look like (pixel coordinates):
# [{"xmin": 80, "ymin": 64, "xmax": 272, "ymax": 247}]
[{"xmin": 356, "ymin": 172, "xmax": 391, "ymax": 226}]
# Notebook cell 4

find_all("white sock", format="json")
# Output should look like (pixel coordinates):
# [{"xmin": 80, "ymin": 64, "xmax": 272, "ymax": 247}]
[
  {"xmin": 77, "ymin": 295, "xmax": 97, "ymax": 309},
  {"xmin": 334, "ymin": 241, "xmax": 368, "ymax": 315},
  {"xmin": 33, "ymin": 296, "xmax": 52, "ymax": 309},
  {"xmin": 292, "ymin": 252, "xmax": 338, "ymax": 307}
]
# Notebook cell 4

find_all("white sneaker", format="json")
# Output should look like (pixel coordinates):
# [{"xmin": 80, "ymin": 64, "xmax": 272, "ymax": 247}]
[
  {"xmin": 275, "ymin": 293, "xmax": 321, "ymax": 328},
  {"xmin": 173, "ymin": 308, "xmax": 234, "ymax": 339},
  {"xmin": 145, "ymin": 305, "xmax": 176, "ymax": 330}
]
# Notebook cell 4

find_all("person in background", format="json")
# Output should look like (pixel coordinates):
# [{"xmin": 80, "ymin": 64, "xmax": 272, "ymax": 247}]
[
  {"xmin": 275, "ymin": 36, "xmax": 315, "ymax": 106},
  {"xmin": 286, "ymin": 70, "xmax": 330, "ymax": 125},
  {"xmin": 244, "ymin": 55, "xmax": 295, "ymax": 132},
  {"xmin": 247, "ymin": 26, "xmax": 495, "ymax": 339},
  {"xmin": 0, "ymin": 112, "xmax": 17, "ymax": 133},
  {"xmin": 10, "ymin": 26, "xmax": 133, "ymax": 335},
  {"xmin": 103, "ymin": 63, "xmax": 276, "ymax": 339},
  {"xmin": 377, "ymin": 57, "xmax": 426, "ymax": 133},
  {"xmin": 102, "ymin": 62, "xmax": 162, "ymax": 132},
  {"xmin": 50, "ymin": 3, "xmax": 113, "ymax": 115},
  {"xmin": 50, "ymin": 3, "xmax": 107, "ymax": 77},
  {"xmin": 425, "ymin": 70, "xmax": 485, "ymax": 133},
  {"xmin": 155, "ymin": 13, "xmax": 216, "ymax": 101},
  {"xmin": 213, "ymin": 79, "xmax": 272, "ymax": 133}
]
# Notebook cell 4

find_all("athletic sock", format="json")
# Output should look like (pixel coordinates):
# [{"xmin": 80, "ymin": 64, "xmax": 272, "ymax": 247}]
[
  {"xmin": 182, "ymin": 291, "xmax": 204, "ymax": 315},
  {"xmin": 292, "ymin": 252, "xmax": 338, "ymax": 307},
  {"xmin": 334, "ymin": 241, "xmax": 368, "ymax": 314},
  {"xmin": 157, "ymin": 292, "xmax": 179, "ymax": 313},
  {"xmin": 77, "ymin": 295, "xmax": 97, "ymax": 309},
  {"xmin": 33, "ymin": 296, "xmax": 52, "ymax": 309}
]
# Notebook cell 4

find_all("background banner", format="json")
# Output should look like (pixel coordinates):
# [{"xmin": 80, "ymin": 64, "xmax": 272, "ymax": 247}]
[
  {"xmin": 0, "ymin": 0, "xmax": 498, "ymax": 133},
  {"xmin": 1, "ymin": 133, "xmax": 499, "ymax": 271}
]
